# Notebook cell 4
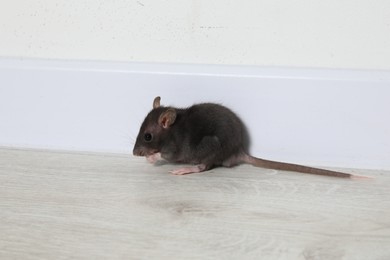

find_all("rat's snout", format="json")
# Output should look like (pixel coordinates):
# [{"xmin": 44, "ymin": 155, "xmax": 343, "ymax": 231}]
[{"xmin": 133, "ymin": 146, "xmax": 144, "ymax": 156}]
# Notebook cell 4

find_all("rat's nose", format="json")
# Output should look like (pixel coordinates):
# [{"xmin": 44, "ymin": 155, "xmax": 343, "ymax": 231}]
[
  {"xmin": 133, "ymin": 147, "xmax": 144, "ymax": 156},
  {"xmin": 133, "ymin": 145, "xmax": 146, "ymax": 156}
]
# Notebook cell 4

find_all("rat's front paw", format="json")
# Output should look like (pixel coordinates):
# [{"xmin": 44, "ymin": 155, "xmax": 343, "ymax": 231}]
[{"xmin": 146, "ymin": 153, "xmax": 162, "ymax": 164}]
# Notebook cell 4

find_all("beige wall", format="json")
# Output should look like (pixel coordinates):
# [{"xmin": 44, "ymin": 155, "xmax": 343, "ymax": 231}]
[{"xmin": 1, "ymin": 0, "xmax": 389, "ymax": 69}]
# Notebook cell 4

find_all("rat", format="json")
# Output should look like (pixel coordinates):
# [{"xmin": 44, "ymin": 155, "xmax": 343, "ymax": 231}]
[{"xmin": 133, "ymin": 96, "xmax": 368, "ymax": 178}]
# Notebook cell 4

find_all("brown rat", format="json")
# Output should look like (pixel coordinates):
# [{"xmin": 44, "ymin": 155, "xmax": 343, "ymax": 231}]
[{"xmin": 133, "ymin": 96, "xmax": 368, "ymax": 178}]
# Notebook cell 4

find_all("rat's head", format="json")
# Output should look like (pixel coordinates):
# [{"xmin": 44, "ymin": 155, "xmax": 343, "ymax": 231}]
[{"xmin": 133, "ymin": 96, "xmax": 177, "ymax": 157}]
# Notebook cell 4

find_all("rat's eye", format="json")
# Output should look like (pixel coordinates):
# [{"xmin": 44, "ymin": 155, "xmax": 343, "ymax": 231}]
[{"xmin": 144, "ymin": 133, "xmax": 153, "ymax": 142}]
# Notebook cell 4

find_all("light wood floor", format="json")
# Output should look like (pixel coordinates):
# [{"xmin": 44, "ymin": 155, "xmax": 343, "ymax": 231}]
[{"xmin": 1, "ymin": 148, "xmax": 389, "ymax": 260}]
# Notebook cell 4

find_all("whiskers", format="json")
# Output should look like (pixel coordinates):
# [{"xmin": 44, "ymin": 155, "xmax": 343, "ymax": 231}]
[
  {"xmin": 118, "ymin": 116, "xmax": 144, "ymax": 153},
  {"xmin": 114, "ymin": 129, "xmax": 137, "ymax": 153}
]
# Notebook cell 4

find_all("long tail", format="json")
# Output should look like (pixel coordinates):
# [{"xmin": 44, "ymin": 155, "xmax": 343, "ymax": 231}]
[{"xmin": 244, "ymin": 155, "xmax": 369, "ymax": 179}]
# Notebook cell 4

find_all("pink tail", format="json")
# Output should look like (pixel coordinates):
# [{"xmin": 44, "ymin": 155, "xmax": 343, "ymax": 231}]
[{"xmin": 245, "ymin": 155, "xmax": 371, "ymax": 179}]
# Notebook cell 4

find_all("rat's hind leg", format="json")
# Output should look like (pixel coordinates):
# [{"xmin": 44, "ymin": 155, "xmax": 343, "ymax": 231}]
[
  {"xmin": 170, "ymin": 136, "xmax": 221, "ymax": 175},
  {"xmin": 170, "ymin": 164, "xmax": 208, "ymax": 175},
  {"xmin": 192, "ymin": 135, "xmax": 224, "ymax": 163},
  {"xmin": 222, "ymin": 152, "xmax": 245, "ymax": 168}
]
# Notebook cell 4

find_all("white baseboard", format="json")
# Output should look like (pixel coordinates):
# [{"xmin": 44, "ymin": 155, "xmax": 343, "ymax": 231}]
[{"xmin": 1, "ymin": 58, "xmax": 389, "ymax": 170}]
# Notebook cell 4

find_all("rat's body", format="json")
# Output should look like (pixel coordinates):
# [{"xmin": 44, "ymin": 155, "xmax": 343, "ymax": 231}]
[{"xmin": 133, "ymin": 97, "xmax": 364, "ymax": 178}]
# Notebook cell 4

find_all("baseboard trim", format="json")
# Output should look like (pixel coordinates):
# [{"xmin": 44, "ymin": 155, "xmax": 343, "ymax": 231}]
[{"xmin": 1, "ymin": 58, "xmax": 389, "ymax": 170}]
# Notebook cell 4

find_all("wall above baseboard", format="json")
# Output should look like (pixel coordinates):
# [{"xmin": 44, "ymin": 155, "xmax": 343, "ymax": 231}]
[
  {"xmin": 1, "ymin": 58, "xmax": 389, "ymax": 170},
  {"xmin": 2, "ymin": 1, "xmax": 390, "ymax": 70}
]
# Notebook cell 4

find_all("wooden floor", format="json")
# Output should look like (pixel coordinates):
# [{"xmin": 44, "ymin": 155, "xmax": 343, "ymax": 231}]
[{"xmin": 1, "ymin": 148, "xmax": 390, "ymax": 260}]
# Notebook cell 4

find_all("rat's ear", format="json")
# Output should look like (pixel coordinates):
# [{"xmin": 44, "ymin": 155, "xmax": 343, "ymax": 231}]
[
  {"xmin": 153, "ymin": 96, "xmax": 161, "ymax": 109},
  {"xmin": 158, "ymin": 108, "xmax": 176, "ymax": 128}
]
